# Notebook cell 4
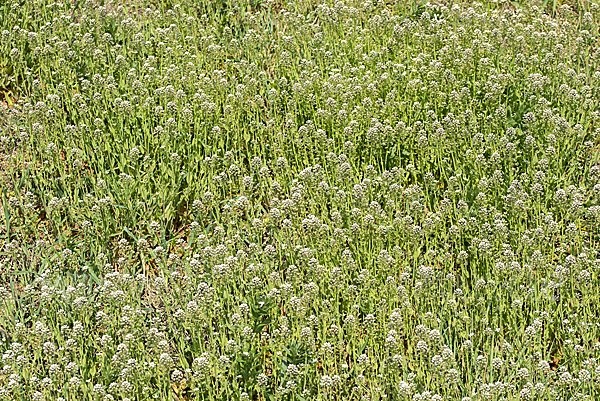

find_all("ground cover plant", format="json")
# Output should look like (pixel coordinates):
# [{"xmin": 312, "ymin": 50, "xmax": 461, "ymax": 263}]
[{"xmin": 1, "ymin": 0, "xmax": 600, "ymax": 399}]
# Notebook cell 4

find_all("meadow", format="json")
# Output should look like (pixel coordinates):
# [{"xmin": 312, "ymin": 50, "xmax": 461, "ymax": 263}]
[{"xmin": 1, "ymin": 0, "xmax": 600, "ymax": 400}]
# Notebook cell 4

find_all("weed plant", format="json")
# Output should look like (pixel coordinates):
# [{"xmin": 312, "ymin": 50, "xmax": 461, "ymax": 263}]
[{"xmin": 1, "ymin": 0, "xmax": 600, "ymax": 400}]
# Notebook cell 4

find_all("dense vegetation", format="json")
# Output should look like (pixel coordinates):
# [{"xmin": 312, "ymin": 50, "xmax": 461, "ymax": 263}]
[{"xmin": 1, "ymin": 0, "xmax": 600, "ymax": 400}]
